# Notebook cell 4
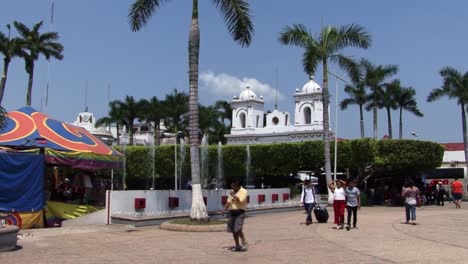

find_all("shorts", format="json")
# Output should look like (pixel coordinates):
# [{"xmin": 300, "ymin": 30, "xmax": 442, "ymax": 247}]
[
  {"xmin": 227, "ymin": 210, "xmax": 245, "ymax": 233},
  {"xmin": 453, "ymin": 193, "xmax": 462, "ymax": 200}
]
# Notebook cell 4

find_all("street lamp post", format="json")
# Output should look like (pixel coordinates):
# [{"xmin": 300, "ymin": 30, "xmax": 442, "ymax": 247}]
[
  {"xmin": 327, "ymin": 70, "xmax": 349, "ymax": 181},
  {"xmin": 170, "ymin": 131, "xmax": 183, "ymax": 191}
]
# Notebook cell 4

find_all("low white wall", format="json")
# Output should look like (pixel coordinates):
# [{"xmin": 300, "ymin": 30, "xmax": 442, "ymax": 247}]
[{"xmin": 106, "ymin": 188, "xmax": 291, "ymax": 219}]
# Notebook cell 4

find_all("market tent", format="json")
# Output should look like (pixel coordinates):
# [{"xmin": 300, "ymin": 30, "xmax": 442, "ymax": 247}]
[{"xmin": 0, "ymin": 106, "xmax": 122, "ymax": 169}]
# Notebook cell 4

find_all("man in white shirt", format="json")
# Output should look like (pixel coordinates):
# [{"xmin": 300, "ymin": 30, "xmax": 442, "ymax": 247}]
[{"xmin": 300, "ymin": 179, "xmax": 317, "ymax": 225}]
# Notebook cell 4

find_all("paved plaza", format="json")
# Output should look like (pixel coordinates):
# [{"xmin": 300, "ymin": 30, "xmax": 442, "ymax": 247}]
[{"xmin": 1, "ymin": 205, "xmax": 468, "ymax": 263}]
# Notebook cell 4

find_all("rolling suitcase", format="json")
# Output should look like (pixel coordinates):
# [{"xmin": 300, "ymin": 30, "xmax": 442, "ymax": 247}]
[{"xmin": 313, "ymin": 205, "xmax": 329, "ymax": 223}]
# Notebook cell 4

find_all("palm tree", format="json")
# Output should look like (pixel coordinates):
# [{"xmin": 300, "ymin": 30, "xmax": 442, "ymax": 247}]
[
  {"xmin": 119, "ymin": 96, "xmax": 144, "ymax": 146},
  {"xmin": 395, "ymin": 86, "xmax": 423, "ymax": 139},
  {"xmin": 427, "ymin": 67, "xmax": 468, "ymax": 167},
  {"xmin": 278, "ymin": 24, "xmax": 371, "ymax": 184},
  {"xmin": 140, "ymin": 96, "xmax": 165, "ymax": 145},
  {"xmin": 0, "ymin": 24, "xmax": 24, "ymax": 104},
  {"xmin": 361, "ymin": 59, "xmax": 398, "ymax": 139},
  {"xmin": 340, "ymin": 61, "xmax": 367, "ymax": 138},
  {"xmin": 214, "ymin": 100, "xmax": 232, "ymax": 126},
  {"xmin": 129, "ymin": 0, "xmax": 253, "ymax": 221},
  {"xmin": 96, "ymin": 101, "xmax": 126, "ymax": 145},
  {"xmin": 377, "ymin": 79, "xmax": 400, "ymax": 139},
  {"xmin": 162, "ymin": 89, "xmax": 189, "ymax": 133},
  {"xmin": 13, "ymin": 21, "xmax": 63, "ymax": 106}
]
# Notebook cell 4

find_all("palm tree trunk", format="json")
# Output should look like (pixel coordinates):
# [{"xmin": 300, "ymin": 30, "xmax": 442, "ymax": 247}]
[
  {"xmin": 322, "ymin": 60, "xmax": 332, "ymax": 185},
  {"xmin": 461, "ymin": 104, "xmax": 468, "ymax": 168},
  {"xmin": 399, "ymin": 107, "xmax": 403, "ymax": 139},
  {"xmin": 0, "ymin": 59, "xmax": 10, "ymax": 105},
  {"xmin": 386, "ymin": 107, "xmax": 392, "ymax": 139},
  {"xmin": 129, "ymin": 121, "xmax": 134, "ymax": 145},
  {"xmin": 116, "ymin": 123, "xmax": 120, "ymax": 145},
  {"xmin": 26, "ymin": 62, "xmax": 34, "ymax": 106},
  {"xmin": 188, "ymin": 0, "xmax": 208, "ymax": 222},
  {"xmin": 359, "ymin": 104, "xmax": 365, "ymax": 138},
  {"xmin": 373, "ymin": 93, "xmax": 378, "ymax": 139}
]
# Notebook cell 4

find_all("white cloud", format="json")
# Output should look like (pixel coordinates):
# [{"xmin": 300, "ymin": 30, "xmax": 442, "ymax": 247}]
[{"xmin": 199, "ymin": 71, "xmax": 284, "ymax": 103}]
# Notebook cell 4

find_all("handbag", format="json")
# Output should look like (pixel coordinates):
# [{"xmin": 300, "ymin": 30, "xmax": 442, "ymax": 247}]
[{"xmin": 416, "ymin": 196, "xmax": 422, "ymax": 207}]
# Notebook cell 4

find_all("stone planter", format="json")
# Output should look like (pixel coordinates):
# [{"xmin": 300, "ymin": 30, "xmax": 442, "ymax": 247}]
[{"xmin": 0, "ymin": 225, "xmax": 19, "ymax": 252}]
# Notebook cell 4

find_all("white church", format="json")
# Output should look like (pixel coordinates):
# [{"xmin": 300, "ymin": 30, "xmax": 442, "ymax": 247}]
[{"xmin": 225, "ymin": 76, "xmax": 332, "ymax": 145}]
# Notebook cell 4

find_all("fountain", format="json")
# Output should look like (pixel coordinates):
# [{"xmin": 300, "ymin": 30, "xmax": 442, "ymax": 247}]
[
  {"xmin": 217, "ymin": 141, "xmax": 224, "ymax": 189},
  {"xmin": 200, "ymin": 134, "xmax": 209, "ymax": 188},
  {"xmin": 246, "ymin": 144, "xmax": 251, "ymax": 187},
  {"xmin": 149, "ymin": 139, "xmax": 156, "ymax": 189},
  {"xmin": 178, "ymin": 138, "xmax": 186, "ymax": 189}
]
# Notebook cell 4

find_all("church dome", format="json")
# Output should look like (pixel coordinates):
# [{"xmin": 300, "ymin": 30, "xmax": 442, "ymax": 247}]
[
  {"xmin": 302, "ymin": 75, "xmax": 321, "ymax": 93},
  {"xmin": 239, "ymin": 85, "xmax": 257, "ymax": 100}
]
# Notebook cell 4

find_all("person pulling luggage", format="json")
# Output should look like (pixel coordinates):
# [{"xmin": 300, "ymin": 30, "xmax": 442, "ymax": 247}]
[{"xmin": 300, "ymin": 179, "xmax": 317, "ymax": 225}]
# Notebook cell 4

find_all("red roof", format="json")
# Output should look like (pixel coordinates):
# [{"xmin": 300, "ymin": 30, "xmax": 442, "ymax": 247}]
[{"xmin": 442, "ymin": 143, "xmax": 465, "ymax": 151}]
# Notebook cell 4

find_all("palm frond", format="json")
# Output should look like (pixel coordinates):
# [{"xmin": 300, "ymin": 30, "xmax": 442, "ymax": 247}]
[
  {"xmin": 31, "ymin": 21, "xmax": 43, "ymax": 33},
  {"xmin": 334, "ymin": 24, "xmax": 372, "ymax": 50},
  {"xmin": 427, "ymin": 87, "xmax": 449, "ymax": 102},
  {"xmin": 128, "ymin": 0, "xmax": 168, "ymax": 32},
  {"xmin": 278, "ymin": 24, "xmax": 313, "ymax": 48},
  {"xmin": 212, "ymin": 0, "xmax": 253, "ymax": 47},
  {"xmin": 329, "ymin": 54, "xmax": 356, "ymax": 77},
  {"xmin": 340, "ymin": 98, "xmax": 356, "ymax": 110},
  {"xmin": 39, "ymin": 32, "xmax": 60, "ymax": 42},
  {"xmin": 302, "ymin": 46, "xmax": 321, "ymax": 75},
  {"xmin": 13, "ymin": 21, "xmax": 30, "ymax": 39}
]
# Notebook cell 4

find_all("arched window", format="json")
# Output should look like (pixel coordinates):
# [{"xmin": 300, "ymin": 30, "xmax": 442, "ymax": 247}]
[
  {"xmin": 285, "ymin": 114, "xmax": 289, "ymax": 126},
  {"xmin": 304, "ymin": 107, "xmax": 311, "ymax": 124},
  {"xmin": 240, "ymin": 113, "xmax": 246, "ymax": 128},
  {"xmin": 256, "ymin": 115, "xmax": 260, "ymax": 128}
]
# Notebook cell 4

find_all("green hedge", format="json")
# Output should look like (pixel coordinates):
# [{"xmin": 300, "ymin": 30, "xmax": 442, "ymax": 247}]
[{"xmin": 114, "ymin": 139, "xmax": 444, "ymax": 189}]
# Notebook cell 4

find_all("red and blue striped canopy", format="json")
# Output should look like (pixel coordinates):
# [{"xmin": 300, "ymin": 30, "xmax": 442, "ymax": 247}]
[{"xmin": 0, "ymin": 107, "xmax": 122, "ymax": 169}]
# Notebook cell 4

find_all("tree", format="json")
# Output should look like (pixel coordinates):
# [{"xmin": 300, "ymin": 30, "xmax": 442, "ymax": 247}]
[
  {"xmin": 377, "ymin": 79, "xmax": 400, "ymax": 139},
  {"xmin": 340, "ymin": 61, "xmax": 367, "ymax": 138},
  {"xmin": 162, "ymin": 89, "xmax": 189, "ymax": 133},
  {"xmin": 129, "ymin": 0, "xmax": 253, "ymax": 221},
  {"xmin": 0, "ymin": 24, "xmax": 24, "ymax": 104},
  {"xmin": 140, "ymin": 96, "xmax": 165, "ymax": 145},
  {"xmin": 214, "ymin": 100, "xmax": 232, "ymax": 126},
  {"xmin": 96, "ymin": 101, "xmax": 126, "ymax": 145},
  {"xmin": 427, "ymin": 67, "xmax": 468, "ymax": 167},
  {"xmin": 14, "ymin": 21, "xmax": 63, "ymax": 106},
  {"xmin": 119, "ymin": 96, "xmax": 145, "ymax": 146},
  {"xmin": 278, "ymin": 24, "xmax": 371, "ymax": 185},
  {"xmin": 395, "ymin": 86, "xmax": 423, "ymax": 139},
  {"xmin": 361, "ymin": 59, "xmax": 398, "ymax": 139}
]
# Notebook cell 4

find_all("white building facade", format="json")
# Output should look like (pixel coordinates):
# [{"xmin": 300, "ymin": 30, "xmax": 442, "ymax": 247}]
[{"xmin": 225, "ymin": 76, "xmax": 332, "ymax": 145}]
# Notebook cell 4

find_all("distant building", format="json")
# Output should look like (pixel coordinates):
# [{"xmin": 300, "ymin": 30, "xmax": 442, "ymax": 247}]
[
  {"xmin": 441, "ymin": 143, "xmax": 466, "ymax": 168},
  {"xmin": 225, "ymin": 76, "xmax": 333, "ymax": 145}
]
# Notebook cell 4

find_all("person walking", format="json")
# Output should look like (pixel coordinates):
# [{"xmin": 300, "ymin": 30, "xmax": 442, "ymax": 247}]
[
  {"xmin": 451, "ymin": 178, "xmax": 463, "ymax": 208},
  {"xmin": 300, "ymin": 179, "xmax": 317, "ymax": 225},
  {"xmin": 345, "ymin": 181, "xmax": 360, "ymax": 230},
  {"xmin": 329, "ymin": 179, "xmax": 346, "ymax": 229},
  {"xmin": 436, "ymin": 181, "xmax": 446, "ymax": 206},
  {"xmin": 402, "ymin": 181, "xmax": 420, "ymax": 225},
  {"xmin": 224, "ymin": 179, "xmax": 248, "ymax": 252}
]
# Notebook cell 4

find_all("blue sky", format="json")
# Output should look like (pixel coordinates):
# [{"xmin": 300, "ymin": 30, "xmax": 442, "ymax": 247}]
[{"xmin": 1, "ymin": 1, "xmax": 467, "ymax": 142}]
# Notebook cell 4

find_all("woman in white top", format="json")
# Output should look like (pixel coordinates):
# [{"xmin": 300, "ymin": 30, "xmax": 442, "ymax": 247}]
[
  {"xmin": 300, "ymin": 180, "xmax": 317, "ymax": 225},
  {"xmin": 329, "ymin": 179, "xmax": 346, "ymax": 229}
]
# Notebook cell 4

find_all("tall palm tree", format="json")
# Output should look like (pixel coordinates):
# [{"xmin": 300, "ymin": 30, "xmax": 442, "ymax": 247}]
[
  {"xmin": 140, "ymin": 96, "xmax": 165, "ymax": 145},
  {"xmin": 96, "ymin": 101, "xmax": 126, "ymax": 145},
  {"xmin": 0, "ymin": 24, "xmax": 24, "ymax": 104},
  {"xmin": 118, "ymin": 96, "xmax": 145, "ymax": 146},
  {"xmin": 377, "ymin": 79, "xmax": 400, "ymax": 139},
  {"xmin": 129, "ymin": 0, "xmax": 253, "ymax": 221},
  {"xmin": 340, "ymin": 61, "xmax": 367, "ymax": 138},
  {"xmin": 14, "ymin": 21, "xmax": 63, "ymax": 106},
  {"xmin": 278, "ymin": 24, "xmax": 371, "ymax": 184},
  {"xmin": 361, "ymin": 59, "xmax": 398, "ymax": 139},
  {"xmin": 395, "ymin": 86, "xmax": 423, "ymax": 139},
  {"xmin": 214, "ymin": 100, "xmax": 232, "ymax": 126},
  {"xmin": 162, "ymin": 89, "xmax": 189, "ymax": 133},
  {"xmin": 427, "ymin": 67, "xmax": 468, "ymax": 167}
]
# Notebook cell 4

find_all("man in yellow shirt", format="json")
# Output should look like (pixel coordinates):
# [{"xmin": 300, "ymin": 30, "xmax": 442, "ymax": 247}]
[{"xmin": 224, "ymin": 179, "xmax": 248, "ymax": 252}]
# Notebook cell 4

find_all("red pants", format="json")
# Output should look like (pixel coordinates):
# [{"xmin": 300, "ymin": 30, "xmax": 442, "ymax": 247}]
[{"xmin": 333, "ymin": 200, "xmax": 346, "ymax": 225}]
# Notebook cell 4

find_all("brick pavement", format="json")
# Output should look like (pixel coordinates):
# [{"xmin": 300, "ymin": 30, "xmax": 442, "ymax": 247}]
[{"xmin": 1, "ymin": 205, "xmax": 467, "ymax": 263}]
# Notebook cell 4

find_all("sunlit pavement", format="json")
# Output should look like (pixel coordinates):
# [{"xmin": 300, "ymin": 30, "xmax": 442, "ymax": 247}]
[{"xmin": 1, "ymin": 205, "xmax": 468, "ymax": 263}]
